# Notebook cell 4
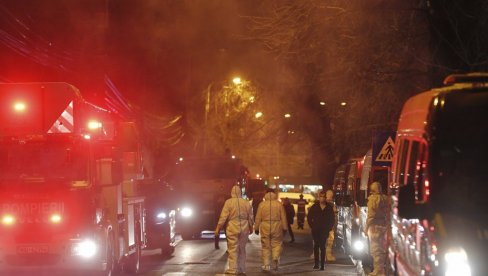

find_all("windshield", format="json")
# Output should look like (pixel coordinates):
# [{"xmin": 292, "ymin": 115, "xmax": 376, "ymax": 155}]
[
  {"xmin": 0, "ymin": 139, "xmax": 89, "ymax": 183},
  {"xmin": 429, "ymin": 90, "xmax": 488, "ymax": 216}
]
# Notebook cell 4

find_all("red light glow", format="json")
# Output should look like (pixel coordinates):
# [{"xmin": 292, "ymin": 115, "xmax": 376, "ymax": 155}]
[
  {"xmin": 50, "ymin": 214, "xmax": 62, "ymax": 224},
  {"xmin": 13, "ymin": 102, "xmax": 26, "ymax": 112},
  {"xmin": 87, "ymin": 120, "xmax": 102, "ymax": 130},
  {"xmin": 2, "ymin": 214, "xmax": 15, "ymax": 225}
]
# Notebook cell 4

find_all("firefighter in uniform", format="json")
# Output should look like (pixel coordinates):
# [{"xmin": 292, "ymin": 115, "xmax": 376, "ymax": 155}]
[
  {"xmin": 296, "ymin": 194, "xmax": 307, "ymax": 229},
  {"xmin": 325, "ymin": 189, "xmax": 337, "ymax": 261},
  {"xmin": 365, "ymin": 182, "xmax": 390, "ymax": 276}
]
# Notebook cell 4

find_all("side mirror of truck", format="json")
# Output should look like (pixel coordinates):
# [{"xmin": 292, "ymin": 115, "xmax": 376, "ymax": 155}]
[{"xmin": 397, "ymin": 184, "xmax": 418, "ymax": 219}]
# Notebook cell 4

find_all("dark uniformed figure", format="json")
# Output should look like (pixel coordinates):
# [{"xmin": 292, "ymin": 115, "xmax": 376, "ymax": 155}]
[
  {"xmin": 307, "ymin": 191, "xmax": 335, "ymax": 271},
  {"xmin": 252, "ymin": 190, "xmax": 266, "ymax": 220},
  {"xmin": 282, "ymin": 197, "xmax": 295, "ymax": 242},
  {"xmin": 296, "ymin": 194, "xmax": 307, "ymax": 229}
]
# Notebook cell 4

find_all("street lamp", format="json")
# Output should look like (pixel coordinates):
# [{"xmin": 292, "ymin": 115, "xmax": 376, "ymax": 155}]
[{"xmin": 232, "ymin": 77, "xmax": 241, "ymax": 85}]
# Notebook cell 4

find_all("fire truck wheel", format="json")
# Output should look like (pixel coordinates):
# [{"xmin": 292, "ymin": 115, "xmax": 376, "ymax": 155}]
[{"xmin": 124, "ymin": 224, "xmax": 141, "ymax": 274}]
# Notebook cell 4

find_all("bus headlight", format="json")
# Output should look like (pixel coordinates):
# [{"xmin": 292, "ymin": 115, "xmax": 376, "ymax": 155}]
[
  {"xmin": 157, "ymin": 212, "xmax": 167, "ymax": 220},
  {"xmin": 444, "ymin": 247, "xmax": 471, "ymax": 276},
  {"xmin": 71, "ymin": 239, "xmax": 98, "ymax": 258},
  {"xmin": 353, "ymin": 240, "xmax": 365, "ymax": 252},
  {"xmin": 181, "ymin": 207, "xmax": 193, "ymax": 218}
]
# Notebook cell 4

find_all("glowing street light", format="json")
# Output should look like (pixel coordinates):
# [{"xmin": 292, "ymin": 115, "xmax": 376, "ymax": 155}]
[
  {"xmin": 232, "ymin": 77, "xmax": 241, "ymax": 85},
  {"xmin": 341, "ymin": 102, "xmax": 347, "ymax": 106},
  {"xmin": 255, "ymin": 111, "xmax": 263, "ymax": 118},
  {"xmin": 319, "ymin": 101, "xmax": 326, "ymax": 106},
  {"xmin": 284, "ymin": 113, "xmax": 291, "ymax": 118}
]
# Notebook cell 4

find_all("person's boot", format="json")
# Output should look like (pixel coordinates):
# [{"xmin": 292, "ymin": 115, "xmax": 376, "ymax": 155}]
[
  {"xmin": 313, "ymin": 255, "xmax": 319, "ymax": 270},
  {"xmin": 326, "ymin": 250, "xmax": 336, "ymax": 262},
  {"xmin": 273, "ymin": 259, "xmax": 279, "ymax": 271},
  {"xmin": 326, "ymin": 230, "xmax": 336, "ymax": 261}
]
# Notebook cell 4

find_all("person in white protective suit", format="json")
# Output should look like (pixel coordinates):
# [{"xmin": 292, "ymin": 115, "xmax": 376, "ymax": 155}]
[
  {"xmin": 215, "ymin": 185, "xmax": 254, "ymax": 275},
  {"xmin": 365, "ymin": 182, "xmax": 390, "ymax": 276},
  {"xmin": 254, "ymin": 189, "xmax": 288, "ymax": 271}
]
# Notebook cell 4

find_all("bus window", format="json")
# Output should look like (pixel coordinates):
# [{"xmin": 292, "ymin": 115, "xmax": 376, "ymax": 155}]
[
  {"xmin": 406, "ymin": 141, "xmax": 420, "ymax": 186},
  {"xmin": 414, "ymin": 142, "xmax": 428, "ymax": 203},
  {"xmin": 397, "ymin": 139, "xmax": 410, "ymax": 186}
]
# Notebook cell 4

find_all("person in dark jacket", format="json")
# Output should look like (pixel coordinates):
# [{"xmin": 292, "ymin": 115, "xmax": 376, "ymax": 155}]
[
  {"xmin": 282, "ymin": 197, "xmax": 295, "ymax": 242},
  {"xmin": 296, "ymin": 194, "xmax": 307, "ymax": 229},
  {"xmin": 307, "ymin": 190, "xmax": 335, "ymax": 270}
]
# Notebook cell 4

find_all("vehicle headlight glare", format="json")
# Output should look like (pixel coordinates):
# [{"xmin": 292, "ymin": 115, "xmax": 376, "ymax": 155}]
[
  {"xmin": 72, "ymin": 239, "xmax": 97, "ymax": 258},
  {"xmin": 444, "ymin": 247, "xmax": 471, "ymax": 276},
  {"xmin": 2, "ymin": 214, "xmax": 15, "ymax": 226},
  {"xmin": 181, "ymin": 207, "xmax": 193, "ymax": 217},
  {"xmin": 353, "ymin": 240, "xmax": 364, "ymax": 252},
  {"xmin": 157, "ymin": 212, "xmax": 167, "ymax": 219}
]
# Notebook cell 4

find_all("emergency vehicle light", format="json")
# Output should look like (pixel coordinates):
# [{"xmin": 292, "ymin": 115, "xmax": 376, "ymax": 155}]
[
  {"xmin": 353, "ymin": 240, "xmax": 365, "ymax": 252},
  {"xmin": 71, "ymin": 239, "xmax": 97, "ymax": 258},
  {"xmin": 2, "ymin": 214, "xmax": 15, "ymax": 226},
  {"xmin": 180, "ymin": 207, "xmax": 193, "ymax": 217},
  {"xmin": 87, "ymin": 120, "xmax": 102, "ymax": 130},
  {"xmin": 157, "ymin": 212, "xmax": 167, "ymax": 219},
  {"xmin": 13, "ymin": 102, "xmax": 26, "ymax": 112},
  {"xmin": 50, "ymin": 214, "xmax": 62, "ymax": 224}
]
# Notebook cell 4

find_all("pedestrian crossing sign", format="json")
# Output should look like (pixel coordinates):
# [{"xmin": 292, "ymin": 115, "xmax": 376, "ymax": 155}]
[
  {"xmin": 375, "ymin": 137, "xmax": 395, "ymax": 162},
  {"xmin": 372, "ymin": 131, "xmax": 396, "ymax": 166}
]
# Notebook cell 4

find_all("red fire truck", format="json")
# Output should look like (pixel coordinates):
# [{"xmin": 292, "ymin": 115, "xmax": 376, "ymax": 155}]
[{"xmin": 0, "ymin": 82, "xmax": 146, "ymax": 275}]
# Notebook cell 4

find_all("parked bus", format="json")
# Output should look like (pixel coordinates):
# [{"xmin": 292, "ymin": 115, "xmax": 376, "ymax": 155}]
[
  {"xmin": 389, "ymin": 73, "xmax": 488, "ymax": 276},
  {"xmin": 333, "ymin": 158, "xmax": 363, "ymax": 256},
  {"xmin": 354, "ymin": 148, "xmax": 392, "ymax": 267}
]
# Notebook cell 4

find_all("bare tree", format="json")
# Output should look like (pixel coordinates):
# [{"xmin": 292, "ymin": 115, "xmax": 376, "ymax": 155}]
[{"xmin": 243, "ymin": 0, "xmax": 432, "ymax": 183}]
